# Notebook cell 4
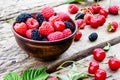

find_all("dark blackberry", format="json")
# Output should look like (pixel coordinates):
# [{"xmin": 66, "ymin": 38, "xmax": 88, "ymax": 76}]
[
  {"xmin": 89, "ymin": 32, "xmax": 98, "ymax": 42},
  {"xmin": 16, "ymin": 13, "xmax": 32, "ymax": 23},
  {"xmin": 64, "ymin": 21, "xmax": 75, "ymax": 32},
  {"xmin": 75, "ymin": 12, "xmax": 85, "ymax": 20},
  {"xmin": 36, "ymin": 13, "xmax": 44, "ymax": 26},
  {"xmin": 31, "ymin": 29, "xmax": 42, "ymax": 40}
]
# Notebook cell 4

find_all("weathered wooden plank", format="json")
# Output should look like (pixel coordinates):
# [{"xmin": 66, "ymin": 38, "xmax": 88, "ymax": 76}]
[
  {"xmin": 51, "ymin": 43, "xmax": 120, "ymax": 80},
  {"xmin": 0, "ymin": 0, "xmax": 120, "ymax": 79}
]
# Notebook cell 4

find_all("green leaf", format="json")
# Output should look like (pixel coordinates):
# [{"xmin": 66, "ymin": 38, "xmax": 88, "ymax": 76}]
[
  {"xmin": 64, "ymin": 0, "xmax": 87, "ymax": 4},
  {"xmin": 103, "ymin": 42, "xmax": 111, "ymax": 51},
  {"xmin": 4, "ymin": 72, "xmax": 21, "ymax": 80},
  {"xmin": 58, "ymin": 75, "xmax": 69, "ymax": 80},
  {"xmin": 22, "ymin": 67, "xmax": 49, "ymax": 80}
]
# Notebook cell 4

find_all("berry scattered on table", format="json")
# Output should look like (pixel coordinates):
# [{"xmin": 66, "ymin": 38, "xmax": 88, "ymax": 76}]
[
  {"xmin": 84, "ymin": 13, "xmax": 93, "ymax": 25},
  {"xmin": 90, "ymin": 17, "xmax": 100, "ymax": 28},
  {"xmin": 108, "ymin": 5, "xmax": 119, "ymax": 15},
  {"xmin": 75, "ymin": 12, "xmax": 85, "ymax": 20},
  {"xmin": 95, "ymin": 69, "xmax": 107, "ymax": 80},
  {"xmin": 47, "ymin": 31, "xmax": 64, "ymax": 41},
  {"xmin": 14, "ymin": 22, "xmax": 27, "ymax": 36},
  {"xmin": 92, "ymin": 4, "xmax": 102, "ymax": 13},
  {"xmin": 41, "ymin": 6, "xmax": 55, "ymax": 19},
  {"xmin": 108, "ymin": 58, "xmax": 120, "ymax": 71},
  {"xmin": 107, "ymin": 21, "xmax": 118, "ymax": 32},
  {"xmin": 74, "ymin": 31, "xmax": 82, "ymax": 41},
  {"xmin": 64, "ymin": 21, "xmax": 75, "ymax": 32},
  {"xmin": 76, "ymin": 19, "xmax": 86, "ymax": 29},
  {"xmin": 98, "ymin": 15, "xmax": 106, "ymax": 26},
  {"xmin": 16, "ymin": 13, "xmax": 32, "ymax": 23},
  {"xmin": 68, "ymin": 4, "xmax": 79, "ymax": 14},
  {"xmin": 26, "ymin": 18, "xmax": 39, "ymax": 29},
  {"xmin": 36, "ymin": 13, "xmax": 45, "ymax": 26},
  {"xmin": 92, "ymin": 48, "xmax": 106, "ymax": 61},
  {"xmin": 99, "ymin": 8, "xmax": 108, "ymax": 17},
  {"xmin": 63, "ymin": 28, "xmax": 72, "ymax": 38},
  {"xmin": 89, "ymin": 32, "xmax": 98, "ymax": 42}
]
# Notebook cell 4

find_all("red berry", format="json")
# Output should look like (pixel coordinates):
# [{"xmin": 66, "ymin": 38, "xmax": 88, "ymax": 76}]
[
  {"xmin": 108, "ymin": 5, "xmax": 119, "ymax": 15},
  {"xmin": 98, "ymin": 15, "xmax": 106, "ymax": 26},
  {"xmin": 84, "ymin": 13, "xmax": 93, "ymax": 25},
  {"xmin": 49, "ymin": 16, "xmax": 61, "ymax": 26},
  {"xmin": 39, "ymin": 22, "xmax": 54, "ymax": 36},
  {"xmin": 99, "ymin": 8, "xmax": 108, "ymax": 17},
  {"xmin": 47, "ymin": 31, "xmax": 64, "ymax": 41},
  {"xmin": 95, "ymin": 69, "xmax": 106, "ymax": 80},
  {"xmin": 26, "ymin": 29, "xmax": 32, "ymax": 39},
  {"xmin": 54, "ymin": 21, "xmax": 65, "ymax": 31},
  {"xmin": 108, "ymin": 58, "xmax": 120, "ymax": 71},
  {"xmin": 76, "ymin": 19, "xmax": 86, "ymax": 29},
  {"xmin": 88, "ymin": 61, "xmax": 99, "ymax": 74},
  {"xmin": 93, "ymin": 48, "xmax": 106, "ymax": 61},
  {"xmin": 47, "ymin": 77, "xmax": 58, "ymax": 80},
  {"xmin": 62, "ymin": 29, "xmax": 72, "ymax": 38},
  {"xmin": 57, "ymin": 12, "xmax": 70, "ymax": 21},
  {"xmin": 26, "ymin": 18, "xmax": 39, "ymax": 29},
  {"xmin": 74, "ymin": 31, "xmax": 82, "ymax": 41},
  {"xmin": 14, "ymin": 22, "xmax": 27, "ymax": 36},
  {"xmin": 90, "ymin": 18, "xmax": 100, "ymax": 28},
  {"xmin": 107, "ymin": 21, "xmax": 118, "ymax": 32},
  {"xmin": 41, "ymin": 6, "xmax": 55, "ymax": 19},
  {"xmin": 92, "ymin": 4, "xmax": 102, "ymax": 13},
  {"xmin": 68, "ymin": 4, "xmax": 79, "ymax": 14},
  {"xmin": 84, "ymin": 7, "xmax": 94, "ymax": 14}
]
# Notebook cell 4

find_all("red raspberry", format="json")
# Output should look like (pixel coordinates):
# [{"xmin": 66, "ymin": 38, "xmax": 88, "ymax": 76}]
[
  {"xmin": 62, "ymin": 28, "xmax": 72, "ymax": 38},
  {"xmin": 108, "ymin": 5, "xmax": 119, "ymax": 15},
  {"xmin": 107, "ymin": 21, "xmax": 118, "ymax": 32},
  {"xmin": 74, "ymin": 31, "xmax": 82, "ymax": 41},
  {"xmin": 39, "ymin": 22, "xmax": 54, "ymax": 36},
  {"xmin": 68, "ymin": 4, "xmax": 79, "ymax": 14},
  {"xmin": 57, "ymin": 12, "xmax": 70, "ymax": 21},
  {"xmin": 49, "ymin": 15, "xmax": 61, "ymax": 26},
  {"xmin": 54, "ymin": 21, "xmax": 65, "ymax": 31},
  {"xmin": 99, "ymin": 8, "xmax": 108, "ymax": 17},
  {"xmin": 47, "ymin": 77, "xmax": 58, "ymax": 80},
  {"xmin": 47, "ymin": 31, "xmax": 64, "ymax": 41},
  {"xmin": 90, "ymin": 17, "xmax": 100, "ymax": 28},
  {"xmin": 26, "ymin": 29, "xmax": 32, "ymax": 39},
  {"xmin": 98, "ymin": 15, "xmax": 106, "ymax": 26},
  {"xmin": 41, "ymin": 6, "xmax": 55, "ymax": 19},
  {"xmin": 84, "ymin": 13, "xmax": 93, "ymax": 25},
  {"xmin": 75, "ymin": 19, "xmax": 86, "ymax": 29},
  {"xmin": 14, "ymin": 22, "xmax": 27, "ymax": 36},
  {"xmin": 26, "ymin": 18, "xmax": 39, "ymax": 29},
  {"xmin": 92, "ymin": 4, "xmax": 102, "ymax": 13}
]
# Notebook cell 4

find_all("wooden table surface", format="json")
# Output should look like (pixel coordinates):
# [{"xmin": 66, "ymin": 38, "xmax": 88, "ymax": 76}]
[{"xmin": 0, "ymin": 0, "xmax": 120, "ymax": 79}]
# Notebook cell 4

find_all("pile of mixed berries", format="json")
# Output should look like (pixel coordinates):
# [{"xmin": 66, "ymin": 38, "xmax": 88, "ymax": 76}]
[{"xmin": 14, "ymin": 7, "xmax": 75, "ymax": 41}]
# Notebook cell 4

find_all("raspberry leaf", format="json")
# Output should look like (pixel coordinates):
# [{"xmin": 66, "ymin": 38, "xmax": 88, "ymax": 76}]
[
  {"xmin": 4, "ymin": 72, "xmax": 21, "ymax": 80},
  {"xmin": 103, "ymin": 42, "xmax": 111, "ymax": 51}
]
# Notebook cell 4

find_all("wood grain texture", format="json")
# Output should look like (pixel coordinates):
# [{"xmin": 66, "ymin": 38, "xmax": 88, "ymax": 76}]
[{"xmin": 0, "ymin": 0, "xmax": 120, "ymax": 79}]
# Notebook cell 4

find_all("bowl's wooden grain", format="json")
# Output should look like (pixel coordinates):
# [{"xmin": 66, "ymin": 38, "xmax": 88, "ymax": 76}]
[{"xmin": 12, "ymin": 13, "xmax": 77, "ymax": 61}]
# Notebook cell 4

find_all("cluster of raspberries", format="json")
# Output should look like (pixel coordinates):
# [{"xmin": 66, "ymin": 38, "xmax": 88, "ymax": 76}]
[{"xmin": 14, "ymin": 6, "xmax": 75, "ymax": 41}]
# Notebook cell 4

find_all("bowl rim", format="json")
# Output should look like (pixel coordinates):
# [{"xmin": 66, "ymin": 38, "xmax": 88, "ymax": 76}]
[{"xmin": 12, "ymin": 16, "xmax": 77, "ymax": 44}]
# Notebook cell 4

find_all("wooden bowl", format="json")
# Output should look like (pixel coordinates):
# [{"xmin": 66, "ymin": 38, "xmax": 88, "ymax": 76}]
[{"xmin": 12, "ymin": 13, "xmax": 77, "ymax": 61}]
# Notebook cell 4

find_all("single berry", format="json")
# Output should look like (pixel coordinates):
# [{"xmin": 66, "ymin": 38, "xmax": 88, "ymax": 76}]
[
  {"xmin": 26, "ymin": 29, "xmax": 32, "ymax": 39},
  {"xmin": 99, "ymin": 8, "xmax": 108, "ymax": 17},
  {"xmin": 92, "ymin": 4, "xmax": 102, "ymax": 13},
  {"xmin": 39, "ymin": 22, "xmax": 54, "ymax": 36},
  {"xmin": 49, "ymin": 16, "xmax": 61, "ymax": 26},
  {"xmin": 84, "ymin": 7, "xmax": 94, "ymax": 14},
  {"xmin": 64, "ymin": 21, "xmax": 75, "ymax": 32},
  {"xmin": 36, "ymin": 13, "xmax": 45, "ymax": 26},
  {"xmin": 47, "ymin": 77, "xmax": 58, "ymax": 80},
  {"xmin": 41, "ymin": 6, "xmax": 55, "ymax": 19},
  {"xmin": 107, "ymin": 21, "xmax": 118, "ymax": 32},
  {"xmin": 75, "ymin": 12, "xmax": 85, "ymax": 20},
  {"xmin": 98, "ymin": 15, "xmax": 106, "ymax": 26},
  {"xmin": 90, "ymin": 18, "xmax": 100, "ymax": 28},
  {"xmin": 47, "ymin": 31, "xmax": 64, "ymax": 41},
  {"xmin": 108, "ymin": 5, "xmax": 119, "ymax": 15},
  {"xmin": 76, "ymin": 19, "xmax": 86, "ymax": 29},
  {"xmin": 95, "ymin": 69, "xmax": 107, "ymax": 80},
  {"xmin": 31, "ymin": 29, "xmax": 42, "ymax": 40},
  {"xmin": 89, "ymin": 32, "xmax": 98, "ymax": 42},
  {"xmin": 54, "ymin": 21, "xmax": 65, "ymax": 31},
  {"xmin": 16, "ymin": 13, "xmax": 32, "ymax": 23},
  {"xmin": 62, "ymin": 28, "xmax": 72, "ymax": 38},
  {"xmin": 84, "ymin": 13, "xmax": 93, "ymax": 25},
  {"xmin": 57, "ymin": 12, "xmax": 70, "ymax": 21},
  {"xmin": 14, "ymin": 22, "xmax": 27, "ymax": 36},
  {"xmin": 68, "ymin": 4, "xmax": 79, "ymax": 14},
  {"xmin": 26, "ymin": 18, "xmax": 39, "ymax": 29},
  {"xmin": 74, "ymin": 31, "xmax": 82, "ymax": 41}
]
